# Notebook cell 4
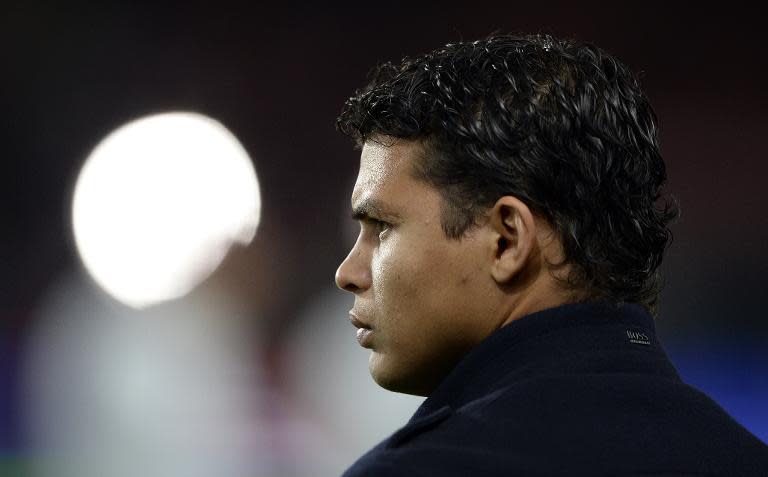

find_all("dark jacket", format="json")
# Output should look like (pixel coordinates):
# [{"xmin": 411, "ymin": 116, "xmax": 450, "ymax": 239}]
[{"xmin": 342, "ymin": 302, "xmax": 768, "ymax": 476}]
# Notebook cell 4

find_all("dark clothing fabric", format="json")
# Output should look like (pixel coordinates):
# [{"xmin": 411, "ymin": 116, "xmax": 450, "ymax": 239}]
[{"xmin": 342, "ymin": 302, "xmax": 768, "ymax": 476}]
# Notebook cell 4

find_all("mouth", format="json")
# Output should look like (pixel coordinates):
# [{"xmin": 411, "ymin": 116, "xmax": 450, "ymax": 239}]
[{"xmin": 349, "ymin": 311, "xmax": 374, "ymax": 348}]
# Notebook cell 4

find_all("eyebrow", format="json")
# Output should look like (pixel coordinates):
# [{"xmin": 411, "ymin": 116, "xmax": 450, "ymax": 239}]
[{"xmin": 351, "ymin": 198, "xmax": 402, "ymax": 222}]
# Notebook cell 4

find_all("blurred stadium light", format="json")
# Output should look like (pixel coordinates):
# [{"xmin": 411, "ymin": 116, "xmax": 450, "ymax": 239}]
[{"xmin": 71, "ymin": 112, "xmax": 261, "ymax": 309}]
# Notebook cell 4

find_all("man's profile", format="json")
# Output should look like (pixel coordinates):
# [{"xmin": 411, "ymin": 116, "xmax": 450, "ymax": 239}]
[{"xmin": 334, "ymin": 34, "xmax": 768, "ymax": 476}]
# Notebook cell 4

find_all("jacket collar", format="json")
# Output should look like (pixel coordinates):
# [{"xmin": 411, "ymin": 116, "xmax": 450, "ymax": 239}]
[{"xmin": 409, "ymin": 301, "xmax": 679, "ymax": 422}]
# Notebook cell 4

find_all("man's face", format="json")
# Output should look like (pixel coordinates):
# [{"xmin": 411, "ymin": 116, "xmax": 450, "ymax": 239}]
[{"xmin": 335, "ymin": 139, "xmax": 498, "ymax": 396}]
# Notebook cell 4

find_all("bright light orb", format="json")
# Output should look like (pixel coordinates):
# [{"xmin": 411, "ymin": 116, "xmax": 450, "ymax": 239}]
[{"xmin": 72, "ymin": 112, "xmax": 261, "ymax": 309}]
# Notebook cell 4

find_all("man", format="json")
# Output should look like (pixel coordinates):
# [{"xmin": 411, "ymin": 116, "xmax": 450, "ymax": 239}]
[{"xmin": 334, "ymin": 34, "xmax": 768, "ymax": 476}]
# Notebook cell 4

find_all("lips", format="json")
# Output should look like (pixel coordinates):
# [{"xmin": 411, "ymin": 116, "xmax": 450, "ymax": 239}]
[
  {"xmin": 356, "ymin": 328, "xmax": 373, "ymax": 347},
  {"xmin": 349, "ymin": 311, "xmax": 373, "ymax": 348}
]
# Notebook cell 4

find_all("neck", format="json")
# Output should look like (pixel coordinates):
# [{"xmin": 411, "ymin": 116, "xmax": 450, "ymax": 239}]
[{"xmin": 499, "ymin": 274, "xmax": 574, "ymax": 329}]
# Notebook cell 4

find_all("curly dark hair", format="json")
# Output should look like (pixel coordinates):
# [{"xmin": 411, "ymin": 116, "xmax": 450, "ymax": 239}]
[{"xmin": 336, "ymin": 33, "xmax": 677, "ymax": 314}]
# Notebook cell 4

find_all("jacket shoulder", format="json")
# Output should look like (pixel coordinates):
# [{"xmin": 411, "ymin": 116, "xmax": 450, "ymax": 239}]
[{"xmin": 344, "ymin": 374, "xmax": 768, "ymax": 477}]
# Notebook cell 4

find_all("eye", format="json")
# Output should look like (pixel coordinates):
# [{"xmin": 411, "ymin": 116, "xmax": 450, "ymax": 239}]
[{"xmin": 373, "ymin": 219, "xmax": 391, "ymax": 238}]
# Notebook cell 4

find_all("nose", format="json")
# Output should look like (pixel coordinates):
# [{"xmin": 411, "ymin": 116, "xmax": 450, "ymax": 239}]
[{"xmin": 335, "ymin": 239, "xmax": 371, "ymax": 293}]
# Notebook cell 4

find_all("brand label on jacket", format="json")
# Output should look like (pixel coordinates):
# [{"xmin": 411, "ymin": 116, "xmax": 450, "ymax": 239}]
[{"xmin": 626, "ymin": 330, "xmax": 650, "ymax": 345}]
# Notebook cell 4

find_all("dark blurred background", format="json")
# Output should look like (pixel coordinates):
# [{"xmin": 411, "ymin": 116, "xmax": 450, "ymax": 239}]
[{"xmin": 2, "ymin": 1, "xmax": 766, "ymax": 474}]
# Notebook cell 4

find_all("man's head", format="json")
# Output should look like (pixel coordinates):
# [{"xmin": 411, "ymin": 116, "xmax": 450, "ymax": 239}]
[{"xmin": 334, "ymin": 34, "xmax": 676, "ymax": 396}]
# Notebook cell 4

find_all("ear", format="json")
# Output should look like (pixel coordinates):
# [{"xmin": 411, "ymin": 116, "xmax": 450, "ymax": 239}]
[{"xmin": 488, "ymin": 196, "xmax": 537, "ymax": 284}]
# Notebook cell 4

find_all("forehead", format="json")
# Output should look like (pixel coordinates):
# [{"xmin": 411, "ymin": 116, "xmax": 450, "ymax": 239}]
[{"xmin": 351, "ymin": 139, "xmax": 421, "ymax": 204}]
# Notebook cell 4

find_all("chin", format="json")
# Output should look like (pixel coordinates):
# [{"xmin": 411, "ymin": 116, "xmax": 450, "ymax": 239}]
[{"xmin": 369, "ymin": 352, "xmax": 434, "ymax": 397}]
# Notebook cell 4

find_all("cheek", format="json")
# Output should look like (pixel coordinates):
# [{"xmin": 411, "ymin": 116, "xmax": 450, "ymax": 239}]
[
  {"xmin": 371, "ymin": 236, "xmax": 457, "ymax": 330},
  {"xmin": 371, "ymin": 237, "xmax": 421, "ymax": 318}
]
